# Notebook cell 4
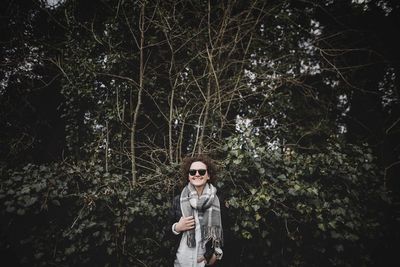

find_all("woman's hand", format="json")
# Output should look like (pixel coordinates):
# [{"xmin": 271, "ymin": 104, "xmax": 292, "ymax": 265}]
[
  {"xmin": 197, "ymin": 254, "xmax": 217, "ymax": 265},
  {"xmin": 206, "ymin": 254, "xmax": 217, "ymax": 265},
  {"xmin": 175, "ymin": 216, "xmax": 195, "ymax": 232}
]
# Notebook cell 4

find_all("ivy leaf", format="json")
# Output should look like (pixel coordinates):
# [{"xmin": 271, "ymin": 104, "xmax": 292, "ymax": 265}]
[
  {"xmin": 277, "ymin": 174, "xmax": 286, "ymax": 180},
  {"xmin": 17, "ymin": 208, "xmax": 25, "ymax": 215},
  {"xmin": 318, "ymin": 223, "xmax": 326, "ymax": 231},
  {"xmin": 52, "ymin": 200, "xmax": 61, "ymax": 206}
]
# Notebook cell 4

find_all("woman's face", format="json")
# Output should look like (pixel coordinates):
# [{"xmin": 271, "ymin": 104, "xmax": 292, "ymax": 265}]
[{"xmin": 188, "ymin": 161, "xmax": 209, "ymax": 189}]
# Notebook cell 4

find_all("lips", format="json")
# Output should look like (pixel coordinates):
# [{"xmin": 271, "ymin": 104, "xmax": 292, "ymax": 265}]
[{"xmin": 191, "ymin": 177, "xmax": 205, "ymax": 183}]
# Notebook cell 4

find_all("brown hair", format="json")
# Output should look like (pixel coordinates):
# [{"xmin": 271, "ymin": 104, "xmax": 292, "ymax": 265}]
[{"xmin": 180, "ymin": 154, "xmax": 218, "ymax": 186}]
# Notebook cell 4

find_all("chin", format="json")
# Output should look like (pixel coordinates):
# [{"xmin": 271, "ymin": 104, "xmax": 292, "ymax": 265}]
[{"xmin": 191, "ymin": 180, "xmax": 206, "ymax": 186}]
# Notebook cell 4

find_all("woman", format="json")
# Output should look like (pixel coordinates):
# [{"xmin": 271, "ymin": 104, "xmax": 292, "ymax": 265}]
[{"xmin": 170, "ymin": 154, "xmax": 224, "ymax": 266}]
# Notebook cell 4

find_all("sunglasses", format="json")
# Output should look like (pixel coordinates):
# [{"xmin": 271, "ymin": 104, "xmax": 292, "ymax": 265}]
[{"xmin": 189, "ymin": 169, "xmax": 207, "ymax": 176}]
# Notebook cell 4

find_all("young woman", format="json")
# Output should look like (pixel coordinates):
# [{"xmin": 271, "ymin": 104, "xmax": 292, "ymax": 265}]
[{"xmin": 170, "ymin": 154, "xmax": 224, "ymax": 266}]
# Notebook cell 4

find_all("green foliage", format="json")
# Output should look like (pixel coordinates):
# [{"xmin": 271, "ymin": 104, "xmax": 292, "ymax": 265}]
[
  {"xmin": 219, "ymin": 133, "xmax": 388, "ymax": 266},
  {"xmin": 1, "ymin": 135, "xmax": 389, "ymax": 266},
  {"xmin": 0, "ymin": 162, "xmax": 173, "ymax": 266}
]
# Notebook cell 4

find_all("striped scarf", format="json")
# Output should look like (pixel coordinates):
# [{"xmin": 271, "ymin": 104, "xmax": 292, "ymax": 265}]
[{"xmin": 180, "ymin": 183, "xmax": 223, "ymax": 248}]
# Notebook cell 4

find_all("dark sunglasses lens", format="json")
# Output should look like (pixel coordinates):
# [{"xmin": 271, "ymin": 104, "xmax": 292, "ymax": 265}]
[{"xmin": 189, "ymin": 169, "xmax": 207, "ymax": 176}]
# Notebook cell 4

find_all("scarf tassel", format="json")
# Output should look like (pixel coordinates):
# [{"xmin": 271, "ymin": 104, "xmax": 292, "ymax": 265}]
[
  {"xmin": 201, "ymin": 225, "xmax": 223, "ymax": 248},
  {"xmin": 187, "ymin": 232, "xmax": 196, "ymax": 248}
]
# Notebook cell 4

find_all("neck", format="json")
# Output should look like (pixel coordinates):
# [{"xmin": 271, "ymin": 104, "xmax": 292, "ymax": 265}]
[{"xmin": 195, "ymin": 184, "xmax": 206, "ymax": 196}]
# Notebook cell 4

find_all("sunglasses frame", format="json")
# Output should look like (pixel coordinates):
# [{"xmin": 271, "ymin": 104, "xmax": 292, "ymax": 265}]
[{"xmin": 188, "ymin": 169, "xmax": 207, "ymax": 176}]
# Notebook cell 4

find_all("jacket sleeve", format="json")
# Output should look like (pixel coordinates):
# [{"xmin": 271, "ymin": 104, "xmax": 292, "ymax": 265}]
[
  {"xmin": 164, "ymin": 195, "xmax": 182, "ymax": 265},
  {"xmin": 170, "ymin": 194, "xmax": 182, "ymax": 226},
  {"xmin": 168, "ymin": 195, "xmax": 182, "ymax": 241}
]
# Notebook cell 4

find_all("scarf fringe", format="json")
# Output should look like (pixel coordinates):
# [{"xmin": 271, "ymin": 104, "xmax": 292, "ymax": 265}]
[
  {"xmin": 201, "ymin": 225, "xmax": 223, "ymax": 248},
  {"xmin": 187, "ymin": 232, "xmax": 196, "ymax": 248}
]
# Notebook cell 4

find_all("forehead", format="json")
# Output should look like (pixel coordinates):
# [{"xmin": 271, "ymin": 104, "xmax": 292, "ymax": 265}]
[{"xmin": 190, "ymin": 161, "xmax": 207, "ymax": 169}]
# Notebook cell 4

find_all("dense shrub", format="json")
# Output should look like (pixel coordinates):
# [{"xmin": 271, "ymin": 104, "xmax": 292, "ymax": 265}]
[
  {"xmin": 0, "ymin": 162, "xmax": 174, "ymax": 266},
  {"xmin": 0, "ymin": 135, "xmax": 390, "ymax": 266},
  {"xmin": 218, "ymin": 134, "xmax": 389, "ymax": 267}
]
